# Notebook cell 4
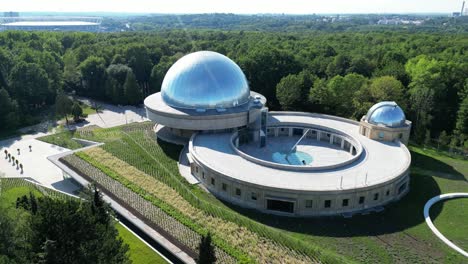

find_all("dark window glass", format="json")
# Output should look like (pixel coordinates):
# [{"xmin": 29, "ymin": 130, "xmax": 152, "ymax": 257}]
[
  {"xmin": 359, "ymin": 196, "xmax": 365, "ymax": 204},
  {"xmin": 342, "ymin": 199, "xmax": 349, "ymax": 207},
  {"xmin": 324, "ymin": 200, "xmax": 331, "ymax": 208}
]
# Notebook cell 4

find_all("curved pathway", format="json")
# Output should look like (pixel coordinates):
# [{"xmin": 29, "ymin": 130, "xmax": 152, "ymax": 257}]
[{"xmin": 423, "ymin": 193, "xmax": 468, "ymax": 257}]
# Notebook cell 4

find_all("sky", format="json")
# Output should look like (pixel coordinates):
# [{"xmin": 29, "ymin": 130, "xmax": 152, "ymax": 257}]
[{"xmin": 0, "ymin": 0, "xmax": 464, "ymax": 14}]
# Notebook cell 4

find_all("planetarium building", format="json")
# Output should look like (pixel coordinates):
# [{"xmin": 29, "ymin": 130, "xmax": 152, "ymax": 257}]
[{"xmin": 144, "ymin": 51, "xmax": 412, "ymax": 217}]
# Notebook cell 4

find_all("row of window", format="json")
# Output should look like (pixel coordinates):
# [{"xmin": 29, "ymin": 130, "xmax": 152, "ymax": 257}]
[{"xmin": 199, "ymin": 165, "xmax": 408, "ymax": 210}]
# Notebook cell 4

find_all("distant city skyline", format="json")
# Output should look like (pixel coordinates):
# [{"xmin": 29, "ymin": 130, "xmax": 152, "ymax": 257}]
[{"xmin": 0, "ymin": 0, "xmax": 465, "ymax": 15}]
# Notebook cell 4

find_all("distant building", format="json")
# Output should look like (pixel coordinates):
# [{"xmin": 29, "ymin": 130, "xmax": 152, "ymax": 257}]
[
  {"xmin": 0, "ymin": 16, "xmax": 102, "ymax": 32},
  {"xmin": 3, "ymin": 12, "xmax": 19, "ymax": 17}
]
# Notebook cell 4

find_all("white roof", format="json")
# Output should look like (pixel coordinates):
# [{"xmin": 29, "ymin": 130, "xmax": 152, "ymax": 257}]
[
  {"xmin": 191, "ymin": 112, "xmax": 411, "ymax": 192},
  {"xmin": 2, "ymin": 21, "xmax": 99, "ymax": 26}
]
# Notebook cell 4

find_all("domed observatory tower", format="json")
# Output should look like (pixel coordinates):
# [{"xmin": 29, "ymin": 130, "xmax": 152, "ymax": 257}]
[
  {"xmin": 144, "ymin": 51, "xmax": 267, "ymax": 143},
  {"xmin": 359, "ymin": 101, "xmax": 411, "ymax": 144}
]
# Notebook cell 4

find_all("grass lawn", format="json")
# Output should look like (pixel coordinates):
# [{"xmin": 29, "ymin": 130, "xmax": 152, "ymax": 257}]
[
  {"xmin": 38, "ymin": 130, "xmax": 83, "ymax": 150},
  {"xmin": 41, "ymin": 122, "xmax": 468, "ymax": 263},
  {"xmin": 0, "ymin": 186, "xmax": 43, "ymax": 208},
  {"xmin": 116, "ymin": 223, "xmax": 169, "ymax": 264}
]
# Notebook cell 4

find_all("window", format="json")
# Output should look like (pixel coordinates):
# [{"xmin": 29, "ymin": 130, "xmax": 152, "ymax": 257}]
[
  {"xmin": 222, "ymin": 183, "xmax": 227, "ymax": 191},
  {"xmin": 202, "ymin": 172, "xmax": 205, "ymax": 179},
  {"xmin": 235, "ymin": 188, "xmax": 241, "ymax": 196},
  {"xmin": 373, "ymin": 193, "xmax": 379, "ymax": 201},
  {"xmin": 280, "ymin": 128, "xmax": 285, "ymax": 132},
  {"xmin": 210, "ymin": 178, "xmax": 215, "ymax": 185},
  {"xmin": 251, "ymin": 192, "xmax": 257, "ymax": 200},
  {"xmin": 399, "ymin": 133, "xmax": 403, "ymax": 139},
  {"xmin": 324, "ymin": 200, "xmax": 331, "ymax": 208},
  {"xmin": 378, "ymin": 131, "xmax": 385, "ymax": 139},
  {"xmin": 386, "ymin": 190, "xmax": 390, "ymax": 196},
  {"xmin": 305, "ymin": 200, "xmax": 313, "ymax": 208},
  {"xmin": 359, "ymin": 196, "xmax": 365, "ymax": 204},
  {"xmin": 196, "ymin": 166, "xmax": 198, "ymax": 173},
  {"xmin": 267, "ymin": 199, "xmax": 294, "ymax": 213},
  {"xmin": 398, "ymin": 182, "xmax": 407, "ymax": 194},
  {"xmin": 342, "ymin": 199, "xmax": 349, "ymax": 207}
]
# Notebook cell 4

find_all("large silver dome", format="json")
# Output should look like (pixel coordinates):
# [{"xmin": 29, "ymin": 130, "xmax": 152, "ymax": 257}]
[
  {"xmin": 366, "ymin": 101, "xmax": 406, "ymax": 127},
  {"xmin": 161, "ymin": 51, "xmax": 250, "ymax": 109}
]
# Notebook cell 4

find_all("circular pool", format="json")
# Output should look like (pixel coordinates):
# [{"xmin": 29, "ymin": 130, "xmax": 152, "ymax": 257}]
[{"xmin": 272, "ymin": 151, "xmax": 313, "ymax": 165}]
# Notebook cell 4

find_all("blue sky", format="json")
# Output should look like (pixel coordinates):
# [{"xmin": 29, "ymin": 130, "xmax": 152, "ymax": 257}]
[{"xmin": 1, "ymin": 0, "xmax": 464, "ymax": 14}]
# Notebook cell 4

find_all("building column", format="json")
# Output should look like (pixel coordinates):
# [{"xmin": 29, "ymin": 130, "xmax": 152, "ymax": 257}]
[
  {"xmin": 289, "ymin": 127, "xmax": 293, "ymax": 137},
  {"xmin": 235, "ymin": 138, "xmax": 239, "ymax": 148},
  {"xmin": 274, "ymin": 127, "xmax": 278, "ymax": 137},
  {"xmin": 317, "ymin": 131, "xmax": 321, "ymax": 141},
  {"xmin": 350, "ymin": 146, "xmax": 354, "ymax": 154},
  {"xmin": 340, "ymin": 138, "xmax": 345, "ymax": 149},
  {"xmin": 329, "ymin": 134, "xmax": 334, "ymax": 144}
]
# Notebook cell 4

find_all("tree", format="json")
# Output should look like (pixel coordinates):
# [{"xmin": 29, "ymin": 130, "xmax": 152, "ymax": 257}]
[
  {"xmin": 424, "ymin": 130, "xmax": 431, "ymax": 146},
  {"xmin": 78, "ymin": 56, "xmax": 107, "ymax": 99},
  {"xmin": 198, "ymin": 232, "xmax": 216, "ymax": 264},
  {"xmin": 29, "ymin": 196, "xmax": 130, "ymax": 264},
  {"xmin": 124, "ymin": 44, "xmax": 153, "ymax": 95},
  {"xmin": 326, "ymin": 54, "xmax": 350, "ymax": 77},
  {"xmin": 438, "ymin": 131, "xmax": 450, "ymax": 146},
  {"xmin": 55, "ymin": 91, "xmax": 72, "ymax": 124},
  {"xmin": 310, "ymin": 73, "xmax": 368, "ymax": 117},
  {"xmin": 71, "ymin": 102, "xmax": 83, "ymax": 122},
  {"xmin": 239, "ymin": 47, "xmax": 301, "ymax": 109},
  {"xmin": 369, "ymin": 76, "xmax": 405, "ymax": 102},
  {"xmin": 348, "ymin": 56, "xmax": 374, "ymax": 77},
  {"xmin": 0, "ymin": 88, "xmax": 19, "ymax": 129},
  {"xmin": 8, "ymin": 62, "xmax": 50, "ymax": 111},
  {"xmin": 454, "ymin": 95, "xmax": 468, "ymax": 136},
  {"xmin": 105, "ymin": 64, "xmax": 131, "ymax": 104},
  {"xmin": 276, "ymin": 71, "xmax": 314, "ymax": 111},
  {"xmin": 124, "ymin": 71, "xmax": 142, "ymax": 105}
]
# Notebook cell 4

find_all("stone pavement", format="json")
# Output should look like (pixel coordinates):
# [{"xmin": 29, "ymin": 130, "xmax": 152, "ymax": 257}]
[{"xmin": 0, "ymin": 137, "xmax": 80, "ymax": 194}]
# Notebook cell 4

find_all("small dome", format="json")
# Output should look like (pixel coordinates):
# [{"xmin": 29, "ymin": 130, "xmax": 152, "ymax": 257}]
[
  {"xmin": 366, "ymin": 101, "xmax": 406, "ymax": 127},
  {"xmin": 161, "ymin": 51, "xmax": 250, "ymax": 109}
]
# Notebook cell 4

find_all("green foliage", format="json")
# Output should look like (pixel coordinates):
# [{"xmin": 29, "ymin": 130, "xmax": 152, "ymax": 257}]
[
  {"xmin": 455, "ymin": 95, "xmax": 468, "ymax": 136},
  {"xmin": 71, "ymin": 102, "xmax": 83, "ymax": 122},
  {"xmin": 198, "ymin": 232, "xmax": 216, "ymax": 264},
  {"xmin": 55, "ymin": 91, "xmax": 73, "ymax": 123},
  {"xmin": 0, "ymin": 88, "xmax": 19, "ymax": 129},
  {"xmin": 124, "ymin": 71, "xmax": 142, "ymax": 105},
  {"xmin": 37, "ymin": 130, "xmax": 83, "ymax": 150},
  {"xmin": 0, "ymin": 179, "xmax": 130, "ymax": 264},
  {"xmin": 276, "ymin": 71, "xmax": 314, "ymax": 111},
  {"xmin": 0, "ymin": 29, "xmax": 467, "ymax": 144}
]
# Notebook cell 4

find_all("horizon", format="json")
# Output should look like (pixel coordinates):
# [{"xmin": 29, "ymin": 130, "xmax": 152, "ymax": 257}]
[{"xmin": 0, "ymin": 0, "xmax": 465, "ymax": 15}]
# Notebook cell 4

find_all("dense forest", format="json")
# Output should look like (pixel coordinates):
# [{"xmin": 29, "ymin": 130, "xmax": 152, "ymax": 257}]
[
  {"xmin": 102, "ymin": 13, "xmax": 468, "ymax": 33},
  {"xmin": 0, "ymin": 29, "xmax": 467, "ymax": 149}
]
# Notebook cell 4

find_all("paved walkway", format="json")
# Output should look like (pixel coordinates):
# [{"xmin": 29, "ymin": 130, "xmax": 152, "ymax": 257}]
[
  {"xmin": 0, "ymin": 137, "xmax": 80, "ymax": 193},
  {"xmin": 424, "ymin": 193, "xmax": 468, "ymax": 257},
  {"xmin": 76, "ymin": 97, "xmax": 148, "ymax": 128},
  {"xmin": 178, "ymin": 145, "xmax": 200, "ymax": 185},
  {"xmin": 0, "ymin": 98, "xmax": 149, "ymax": 194}
]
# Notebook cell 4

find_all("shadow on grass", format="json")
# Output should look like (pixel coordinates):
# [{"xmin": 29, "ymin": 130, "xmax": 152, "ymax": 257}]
[
  {"xmin": 218, "ymin": 172, "xmax": 441, "ymax": 238},
  {"xmin": 411, "ymin": 150, "xmax": 466, "ymax": 181},
  {"xmin": 157, "ymin": 138, "xmax": 183, "ymax": 161}
]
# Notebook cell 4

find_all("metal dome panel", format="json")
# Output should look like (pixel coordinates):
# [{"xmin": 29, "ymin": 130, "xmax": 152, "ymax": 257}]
[
  {"xmin": 161, "ymin": 51, "xmax": 250, "ymax": 109},
  {"xmin": 366, "ymin": 101, "xmax": 406, "ymax": 127}
]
